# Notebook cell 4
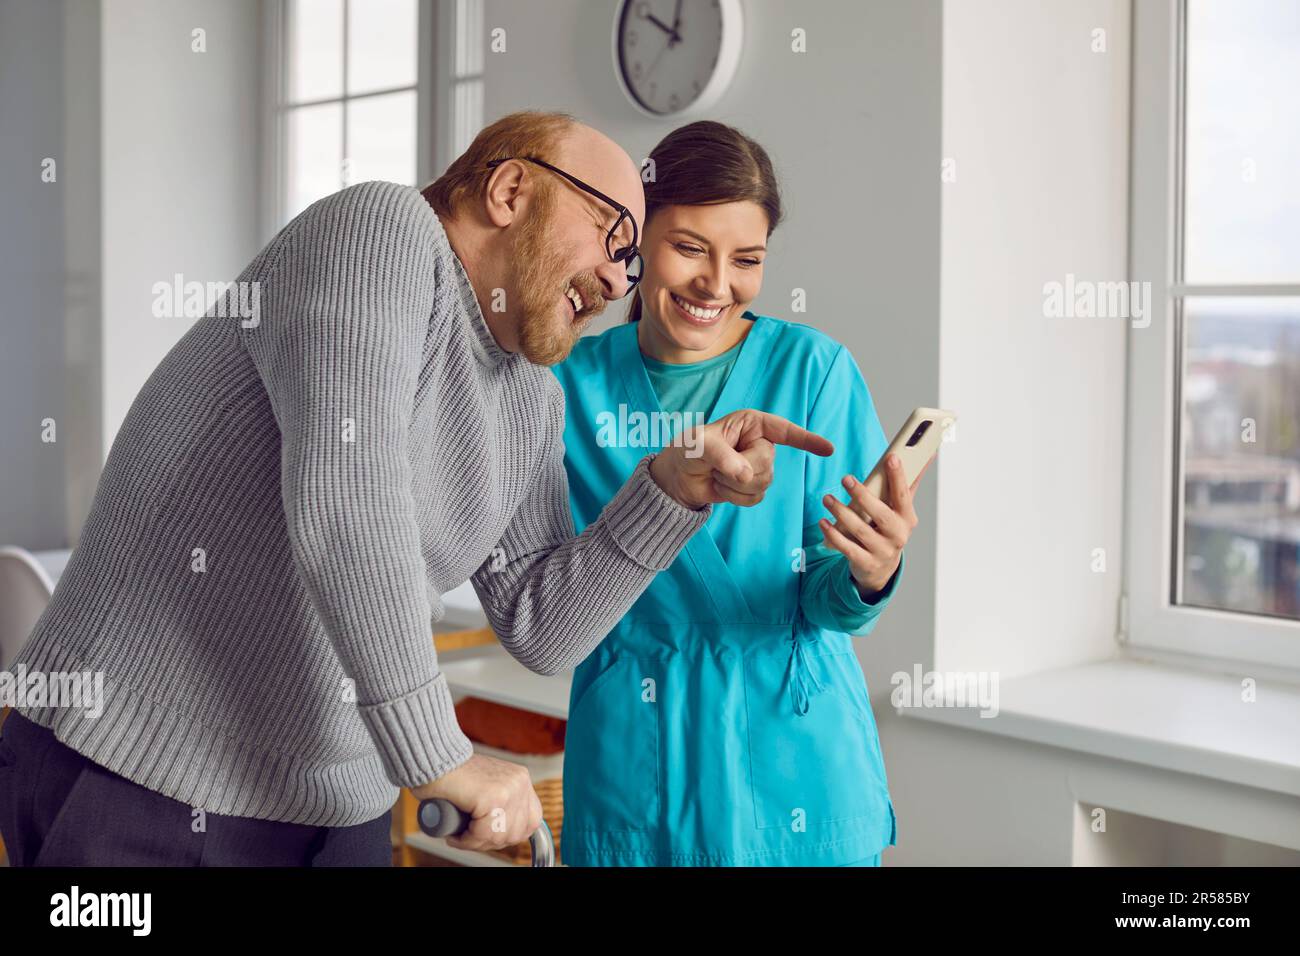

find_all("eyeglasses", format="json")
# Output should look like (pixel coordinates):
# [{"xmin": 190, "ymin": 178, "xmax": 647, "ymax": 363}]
[{"xmin": 486, "ymin": 156, "xmax": 643, "ymax": 295}]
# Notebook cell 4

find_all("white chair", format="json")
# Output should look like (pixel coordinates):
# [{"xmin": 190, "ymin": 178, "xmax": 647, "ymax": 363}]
[{"xmin": 0, "ymin": 546, "xmax": 65, "ymax": 671}]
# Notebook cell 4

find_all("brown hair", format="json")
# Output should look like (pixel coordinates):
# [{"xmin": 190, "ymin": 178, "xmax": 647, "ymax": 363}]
[
  {"xmin": 627, "ymin": 121, "xmax": 783, "ymax": 322},
  {"xmin": 421, "ymin": 110, "xmax": 576, "ymax": 217}
]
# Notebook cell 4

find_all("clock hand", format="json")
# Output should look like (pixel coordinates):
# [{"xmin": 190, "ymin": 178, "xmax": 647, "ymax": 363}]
[
  {"xmin": 642, "ymin": 12, "xmax": 681, "ymax": 43},
  {"xmin": 645, "ymin": 31, "xmax": 673, "ymax": 78}
]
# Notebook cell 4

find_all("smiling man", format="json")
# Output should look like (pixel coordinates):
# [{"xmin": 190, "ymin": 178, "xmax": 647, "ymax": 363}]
[{"xmin": 0, "ymin": 111, "xmax": 832, "ymax": 866}]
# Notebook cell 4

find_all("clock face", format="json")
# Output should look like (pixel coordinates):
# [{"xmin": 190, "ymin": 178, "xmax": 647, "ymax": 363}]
[{"xmin": 614, "ymin": 0, "xmax": 741, "ymax": 117}]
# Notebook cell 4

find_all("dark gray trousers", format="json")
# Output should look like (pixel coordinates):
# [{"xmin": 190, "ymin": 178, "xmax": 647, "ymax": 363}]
[{"xmin": 0, "ymin": 711, "xmax": 392, "ymax": 867}]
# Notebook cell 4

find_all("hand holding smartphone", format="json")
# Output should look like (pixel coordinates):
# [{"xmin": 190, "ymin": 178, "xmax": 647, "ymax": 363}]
[
  {"xmin": 819, "ymin": 406, "xmax": 956, "ymax": 595},
  {"xmin": 861, "ymin": 407, "xmax": 957, "ymax": 500}
]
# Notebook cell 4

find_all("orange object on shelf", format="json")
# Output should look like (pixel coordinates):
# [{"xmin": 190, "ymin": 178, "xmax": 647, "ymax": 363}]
[{"xmin": 453, "ymin": 696, "xmax": 566, "ymax": 755}]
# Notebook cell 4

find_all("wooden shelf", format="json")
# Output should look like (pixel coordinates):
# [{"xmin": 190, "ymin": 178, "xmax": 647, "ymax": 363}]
[{"xmin": 403, "ymin": 831, "xmax": 523, "ymax": 867}]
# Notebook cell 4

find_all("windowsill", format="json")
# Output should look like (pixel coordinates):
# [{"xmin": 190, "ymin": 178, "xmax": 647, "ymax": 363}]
[{"xmin": 895, "ymin": 658, "xmax": 1300, "ymax": 798}]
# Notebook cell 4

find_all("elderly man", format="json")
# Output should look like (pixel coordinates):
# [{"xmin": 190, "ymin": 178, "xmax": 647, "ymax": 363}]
[{"xmin": 0, "ymin": 111, "xmax": 830, "ymax": 866}]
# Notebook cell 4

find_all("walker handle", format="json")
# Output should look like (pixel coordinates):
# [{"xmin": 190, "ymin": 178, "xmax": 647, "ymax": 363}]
[{"xmin": 417, "ymin": 797, "xmax": 556, "ymax": 867}]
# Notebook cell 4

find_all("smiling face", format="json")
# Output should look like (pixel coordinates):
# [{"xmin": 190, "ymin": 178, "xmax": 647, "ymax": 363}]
[
  {"xmin": 506, "ymin": 132, "xmax": 645, "ymax": 367},
  {"xmin": 636, "ymin": 201, "xmax": 769, "ymax": 363},
  {"xmin": 509, "ymin": 180, "xmax": 603, "ymax": 366}
]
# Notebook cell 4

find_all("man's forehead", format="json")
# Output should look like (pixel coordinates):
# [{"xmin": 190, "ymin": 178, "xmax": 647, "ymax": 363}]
[{"xmin": 553, "ymin": 127, "xmax": 644, "ymax": 218}]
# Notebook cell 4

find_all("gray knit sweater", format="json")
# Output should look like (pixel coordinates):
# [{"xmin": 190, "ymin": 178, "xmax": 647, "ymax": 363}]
[{"xmin": 13, "ymin": 180, "xmax": 711, "ymax": 827}]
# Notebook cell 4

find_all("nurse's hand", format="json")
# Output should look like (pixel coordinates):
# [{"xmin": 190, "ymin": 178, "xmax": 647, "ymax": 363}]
[
  {"xmin": 819, "ymin": 453, "xmax": 929, "ymax": 596},
  {"xmin": 649, "ymin": 409, "xmax": 834, "ymax": 509}
]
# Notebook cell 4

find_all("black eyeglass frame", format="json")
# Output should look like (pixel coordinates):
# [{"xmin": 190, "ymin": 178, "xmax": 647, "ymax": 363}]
[{"xmin": 486, "ymin": 156, "xmax": 643, "ymax": 294}]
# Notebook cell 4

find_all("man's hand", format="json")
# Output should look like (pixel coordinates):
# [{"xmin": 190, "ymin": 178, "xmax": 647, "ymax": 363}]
[
  {"xmin": 819, "ymin": 453, "xmax": 929, "ymax": 596},
  {"xmin": 649, "ymin": 409, "xmax": 834, "ymax": 510},
  {"xmin": 410, "ymin": 753, "xmax": 544, "ymax": 853}
]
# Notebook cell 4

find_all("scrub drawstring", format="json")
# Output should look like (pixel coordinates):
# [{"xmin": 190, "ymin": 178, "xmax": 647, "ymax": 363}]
[{"xmin": 788, "ymin": 636, "xmax": 825, "ymax": 716}]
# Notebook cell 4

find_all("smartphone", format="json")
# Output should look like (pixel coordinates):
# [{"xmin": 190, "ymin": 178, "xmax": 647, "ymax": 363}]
[{"xmin": 861, "ymin": 407, "xmax": 957, "ymax": 500}]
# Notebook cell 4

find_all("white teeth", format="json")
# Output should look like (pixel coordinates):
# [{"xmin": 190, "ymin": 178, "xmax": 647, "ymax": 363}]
[
  {"xmin": 565, "ymin": 284, "xmax": 583, "ymax": 314},
  {"xmin": 672, "ymin": 293, "xmax": 723, "ymax": 320}
]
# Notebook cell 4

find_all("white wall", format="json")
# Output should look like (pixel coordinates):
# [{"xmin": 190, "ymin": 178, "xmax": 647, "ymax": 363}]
[
  {"xmin": 884, "ymin": 698, "xmax": 1299, "ymax": 865},
  {"xmin": 935, "ymin": 0, "xmax": 1130, "ymax": 678},
  {"xmin": 100, "ymin": 0, "xmax": 262, "ymax": 457},
  {"xmin": 881, "ymin": 0, "xmax": 1132, "ymax": 865},
  {"xmin": 480, "ymin": 0, "xmax": 945, "ymax": 708}
]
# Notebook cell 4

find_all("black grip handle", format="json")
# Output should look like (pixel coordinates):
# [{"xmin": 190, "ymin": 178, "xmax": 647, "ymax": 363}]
[{"xmin": 417, "ymin": 797, "xmax": 471, "ymax": 838}]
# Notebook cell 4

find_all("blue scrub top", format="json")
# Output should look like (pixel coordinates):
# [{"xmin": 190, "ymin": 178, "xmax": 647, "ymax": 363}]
[
  {"xmin": 639, "ymin": 327, "xmax": 894, "ymax": 633},
  {"xmin": 552, "ymin": 312, "xmax": 901, "ymax": 867}
]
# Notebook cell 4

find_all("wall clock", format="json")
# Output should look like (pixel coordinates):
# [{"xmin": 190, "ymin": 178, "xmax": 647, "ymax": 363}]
[{"xmin": 612, "ymin": 0, "xmax": 744, "ymax": 118}]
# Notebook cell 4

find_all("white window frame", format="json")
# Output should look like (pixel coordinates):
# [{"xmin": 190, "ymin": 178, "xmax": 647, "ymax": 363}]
[
  {"xmin": 259, "ymin": 0, "xmax": 444, "ymax": 246},
  {"xmin": 446, "ymin": 0, "xmax": 485, "ymax": 168},
  {"xmin": 1126, "ymin": 0, "xmax": 1300, "ymax": 677}
]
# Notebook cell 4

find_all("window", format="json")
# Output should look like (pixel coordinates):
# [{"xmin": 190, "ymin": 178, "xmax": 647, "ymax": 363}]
[
  {"xmin": 450, "ymin": 0, "xmax": 485, "ymax": 161},
  {"xmin": 1128, "ymin": 0, "xmax": 1300, "ymax": 671},
  {"xmin": 274, "ymin": 0, "xmax": 423, "ymax": 225},
  {"xmin": 1178, "ymin": 1, "xmax": 1300, "ymax": 622}
]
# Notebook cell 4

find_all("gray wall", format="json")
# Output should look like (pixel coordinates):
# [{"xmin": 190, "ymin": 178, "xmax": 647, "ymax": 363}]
[
  {"xmin": 60, "ymin": 0, "xmax": 104, "ymax": 549},
  {"xmin": 0, "ymin": 0, "xmax": 262, "ymax": 549},
  {"xmin": 100, "ymin": 0, "xmax": 262, "ymax": 458},
  {"xmin": 0, "ymin": 0, "xmax": 76, "ymax": 549}
]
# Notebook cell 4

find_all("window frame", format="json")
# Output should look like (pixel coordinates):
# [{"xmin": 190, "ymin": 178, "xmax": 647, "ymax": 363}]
[
  {"xmin": 1126, "ymin": 0, "xmax": 1300, "ymax": 677},
  {"xmin": 259, "ymin": 0, "xmax": 441, "ymax": 245}
]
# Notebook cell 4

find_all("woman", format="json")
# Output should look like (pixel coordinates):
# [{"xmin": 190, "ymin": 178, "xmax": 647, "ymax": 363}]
[{"xmin": 553, "ymin": 122, "xmax": 924, "ymax": 866}]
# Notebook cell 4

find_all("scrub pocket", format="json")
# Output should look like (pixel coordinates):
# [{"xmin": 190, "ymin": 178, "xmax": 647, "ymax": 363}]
[
  {"xmin": 562, "ymin": 655, "xmax": 659, "ymax": 832},
  {"xmin": 744, "ymin": 649, "xmax": 889, "ymax": 830}
]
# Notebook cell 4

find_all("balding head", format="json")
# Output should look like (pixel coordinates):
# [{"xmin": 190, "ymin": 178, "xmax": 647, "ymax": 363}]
[
  {"xmin": 550, "ymin": 122, "xmax": 646, "ymax": 232},
  {"xmin": 422, "ymin": 111, "xmax": 643, "ymax": 231}
]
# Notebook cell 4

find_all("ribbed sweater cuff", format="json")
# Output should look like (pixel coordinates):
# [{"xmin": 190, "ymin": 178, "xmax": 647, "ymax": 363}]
[
  {"xmin": 601, "ymin": 453, "xmax": 712, "ymax": 570},
  {"xmin": 358, "ymin": 671, "xmax": 475, "ymax": 789}
]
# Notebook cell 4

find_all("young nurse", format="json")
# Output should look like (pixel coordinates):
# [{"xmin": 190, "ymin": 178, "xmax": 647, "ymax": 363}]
[{"xmin": 552, "ymin": 122, "xmax": 928, "ymax": 866}]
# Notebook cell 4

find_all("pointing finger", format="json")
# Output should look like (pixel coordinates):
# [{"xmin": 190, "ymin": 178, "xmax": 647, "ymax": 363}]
[{"xmin": 752, "ymin": 411, "xmax": 834, "ymax": 457}]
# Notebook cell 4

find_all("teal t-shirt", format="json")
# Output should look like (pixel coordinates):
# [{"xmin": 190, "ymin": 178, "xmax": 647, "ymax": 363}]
[
  {"xmin": 638, "ymin": 329, "xmax": 896, "ymax": 632},
  {"xmin": 641, "ymin": 339, "xmax": 743, "ymax": 423}
]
